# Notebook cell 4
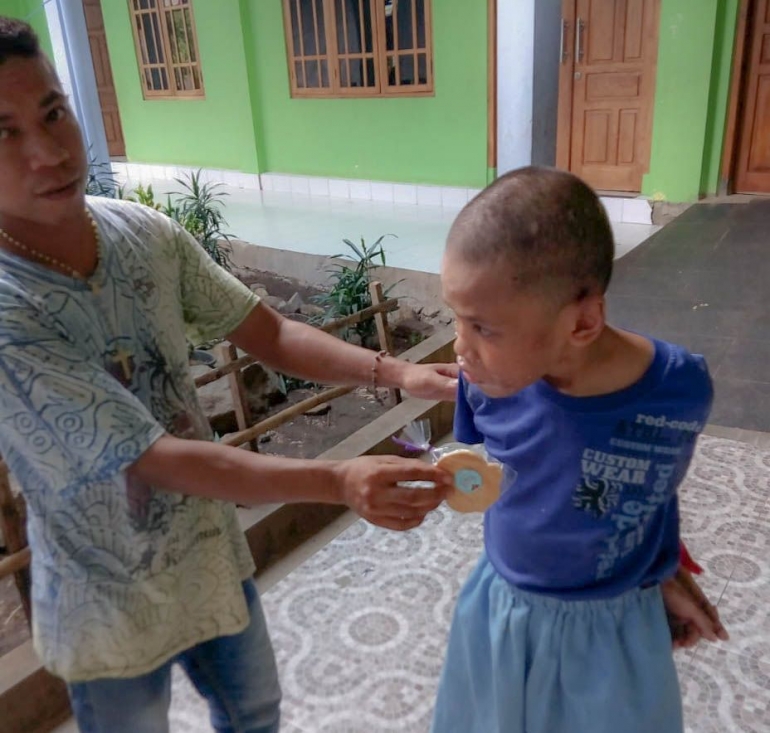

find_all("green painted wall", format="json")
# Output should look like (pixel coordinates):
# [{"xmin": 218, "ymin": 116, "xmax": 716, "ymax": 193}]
[
  {"xmin": 21, "ymin": 0, "xmax": 52, "ymax": 60},
  {"xmin": 701, "ymin": 0, "xmax": 739, "ymax": 195},
  {"xmin": 0, "ymin": 0, "xmax": 53, "ymax": 59},
  {"xmin": 242, "ymin": 0, "xmax": 488, "ymax": 188},
  {"xmin": 101, "ymin": 0, "xmax": 259, "ymax": 172},
  {"xmin": 643, "ymin": 0, "xmax": 737, "ymax": 202},
  {"xmin": 239, "ymin": 0, "xmax": 267, "ymax": 174},
  {"xmin": 0, "ymin": 1, "xmax": 24, "ymax": 23}
]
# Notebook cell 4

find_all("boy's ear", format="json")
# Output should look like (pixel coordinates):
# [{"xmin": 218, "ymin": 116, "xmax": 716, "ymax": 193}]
[{"xmin": 569, "ymin": 294, "xmax": 606, "ymax": 346}]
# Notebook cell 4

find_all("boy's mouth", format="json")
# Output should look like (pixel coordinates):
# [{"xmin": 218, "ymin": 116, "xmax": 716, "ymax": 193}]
[{"xmin": 459, "ymin": 366, "xmax": 481, "ymax": 385}]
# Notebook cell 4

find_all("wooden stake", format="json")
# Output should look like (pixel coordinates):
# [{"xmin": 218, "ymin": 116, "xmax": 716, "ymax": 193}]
[
  {"xmin": 0, "ymin": 463, "xmax": 31, "ymax": 622},
  {"xmin": 220, "ymin": 343, "xmax": 258, "ymax": 451},
  {"xmin": 0, "ymin": 546, "xmax": 31, "ymax": 580},
  {"xmin": 223, "ymin": 386, "xmax": 354, "ymax": 448},
  {"xmin": 369, "ymin": 282, "xmax": 401, "ymax": 406}
]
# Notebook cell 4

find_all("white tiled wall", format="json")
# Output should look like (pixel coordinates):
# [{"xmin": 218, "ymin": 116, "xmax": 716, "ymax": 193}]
[
  {"xmin": 619, "ymin": 197, "xmax": 654, "ymax": 225},
  {"xmin": 262, "ymin": 172, "xmax": 481, "ymax": 210},
  {"xmin": 599, "ymin": 196, "xmax": 624, "ymax": 223},
  {"xmin": 110, "ymin": 162, "xmax": 261, "ymax": 192},
  {"xmin": 327, "ymin": 178, "xmax": 350, "ymax": 199},
  {"xmin": 600, "ymin": 195, "xmax": 652, "ymax": 225},
  {"xmin": 393, "ymin": 183, "xmax": 418, "ymax": 205},
  {"xmin": 349, "ymin": 180, "xmax": 373, "ymax": 200},
  {"xmin": 110, "ymin": 163, "xmax": 651, "ymax": 224}
]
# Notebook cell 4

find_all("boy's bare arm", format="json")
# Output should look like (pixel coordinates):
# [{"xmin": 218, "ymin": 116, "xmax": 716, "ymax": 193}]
[
  {"xmin": 662, "ymin": 567, "xmax": 729, "ymax": 648},
  {"xmin": 129, "ymin": 435, "xmax": 451, "ymax": 531}
]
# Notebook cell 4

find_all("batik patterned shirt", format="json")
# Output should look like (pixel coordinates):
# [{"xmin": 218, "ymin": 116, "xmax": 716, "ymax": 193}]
[{"xmin": 0, "ymin": 197, "xmax": 258, "ymax": 681}]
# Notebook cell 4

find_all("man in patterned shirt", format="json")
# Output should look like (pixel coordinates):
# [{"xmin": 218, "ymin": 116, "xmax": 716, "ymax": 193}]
[{"xmin": 0, "ymin": 19, "xmax": 458, "ymax": 732}]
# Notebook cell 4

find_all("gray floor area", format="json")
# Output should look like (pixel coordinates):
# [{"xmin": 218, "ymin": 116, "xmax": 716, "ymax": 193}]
[{"xmin": 608, "ymin": 201, "xmax": 770, "ymax": 432}]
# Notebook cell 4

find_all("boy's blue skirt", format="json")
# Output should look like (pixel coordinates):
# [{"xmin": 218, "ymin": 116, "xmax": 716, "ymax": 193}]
[{"xmin": 431, "ymin": 554, "xmax": 683, "ymax": 733}]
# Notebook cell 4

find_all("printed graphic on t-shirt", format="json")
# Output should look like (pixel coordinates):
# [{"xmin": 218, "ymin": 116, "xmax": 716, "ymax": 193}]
[{"xmin": 573, "ymin": 412, "xmax": 704, "ymax": 580}]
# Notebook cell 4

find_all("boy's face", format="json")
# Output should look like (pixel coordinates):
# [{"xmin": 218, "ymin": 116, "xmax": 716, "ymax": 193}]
[
  {"xmin": 0, "ymin": 55, "xmax": 87, "ymax": 227},
  {"xmin": 441, "ymin": 249, "xmax": 577, "ymax": 399}
]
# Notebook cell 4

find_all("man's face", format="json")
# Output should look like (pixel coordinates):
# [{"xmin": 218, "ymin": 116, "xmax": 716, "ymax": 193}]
[{"xmin": 0, "ymin": 55, "xmax": 87, "ymax": 227}]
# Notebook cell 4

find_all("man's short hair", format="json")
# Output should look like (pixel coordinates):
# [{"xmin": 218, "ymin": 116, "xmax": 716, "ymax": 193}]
[
  {"xmin": 447, "ymin": 166, "xmax": 615, "ymax": 303},
  {"xmin": 0, "ymin": 16, "xmax": 41, "ymax": 65}
]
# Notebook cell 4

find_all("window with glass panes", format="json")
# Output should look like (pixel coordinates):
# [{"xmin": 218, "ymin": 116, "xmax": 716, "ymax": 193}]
[
  {"xmin": 129, "ymin": 0, "xmax": 204, "ymax": 99},
  {"xmin": 282, "ymin": 0, "xmax": 433, "ymax": 98}
]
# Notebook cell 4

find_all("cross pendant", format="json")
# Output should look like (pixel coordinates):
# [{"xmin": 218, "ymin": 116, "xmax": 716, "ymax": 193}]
[{"xmin": 112, "ymin": 348, "xmax": 134, "ymax": 382}]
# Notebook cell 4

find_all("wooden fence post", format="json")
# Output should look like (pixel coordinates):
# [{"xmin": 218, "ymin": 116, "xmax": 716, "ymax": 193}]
[
  {"xmin": 369, "ymin": 282, "xmax": 402, "ymax": 406},
  {"xmin": 0, "ymin": 463, "xmax": 31, "ymax": 624},
  {"xmin": 219, "ymin": 342, "xmax": 258, "ymax": 451}
]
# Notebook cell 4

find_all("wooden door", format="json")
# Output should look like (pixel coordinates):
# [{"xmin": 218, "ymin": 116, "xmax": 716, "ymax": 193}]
[
  {"xmin": 735, "ymin": 0, "xmax": 770, "ymax": 193},
  {"xmin": 82, "ymin": 0, "xmax": 125, "ymax": 158},
  {"xmin": 556, "ymin": 0, "xmax": 660, "ymax": 192}
]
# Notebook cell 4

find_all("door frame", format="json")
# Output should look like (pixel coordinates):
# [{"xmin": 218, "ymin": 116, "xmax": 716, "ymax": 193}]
[
  {"xmin": 555, "ymin": 0, "xmax": 574, "ymax": 171},
  {"xmin": 555, "ymin": 0, "xmax": 661, "ymax": 191},
  {"xmin": 720, "ymin": 0, "xmax": 756, "ymax": 195},
  {"xmin": 82, "ymin": 0, "xmax": 126, "ymax": 159}
]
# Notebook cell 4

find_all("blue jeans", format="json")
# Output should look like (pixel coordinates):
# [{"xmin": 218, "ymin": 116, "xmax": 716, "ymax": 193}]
[{"xmin": 67, "ymin": 580, "xmax": 281, "ymax": 733}]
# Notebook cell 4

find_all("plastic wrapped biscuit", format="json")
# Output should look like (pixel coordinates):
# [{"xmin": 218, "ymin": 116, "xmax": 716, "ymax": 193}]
[
  {"xmin": 435, "ymin": 447, "xmax": 503, "ymax": 513},
  {"xmin": 392, "ymin": 422, "xmax": 505, "ymax": 513}
]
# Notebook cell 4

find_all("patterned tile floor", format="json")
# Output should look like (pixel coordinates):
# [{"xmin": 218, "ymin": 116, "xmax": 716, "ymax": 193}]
[{"xmin": 157, "ymin": 433, "xmax": 770, "ymax": 733}]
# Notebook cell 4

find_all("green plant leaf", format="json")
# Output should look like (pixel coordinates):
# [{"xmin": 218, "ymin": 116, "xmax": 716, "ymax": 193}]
[{"xmin": 343, "ymin": 239, "xmax": 365, "ymax": 261}]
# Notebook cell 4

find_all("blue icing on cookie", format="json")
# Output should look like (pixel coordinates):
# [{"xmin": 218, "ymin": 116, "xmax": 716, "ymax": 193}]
[{"xmin": 454, "ymin": 468, "xmax": 482, "ymax": 494}]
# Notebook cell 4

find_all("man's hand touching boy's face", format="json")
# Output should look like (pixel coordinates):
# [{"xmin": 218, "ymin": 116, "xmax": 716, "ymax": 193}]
[{"xmin": 400, "ymin": 362, "xmax": 459, "ymax": 402}]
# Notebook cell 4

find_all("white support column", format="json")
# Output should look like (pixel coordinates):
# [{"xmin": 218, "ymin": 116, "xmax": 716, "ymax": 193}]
[
  {"xmin": 496, "ymin": 0, "xmax": 561, "ymax": 173},
  {"xmin": 497, "ymin": 0, "xmax": 535, "ymax": 174},
  {"xmin": 532, "ymin": 0, "xmax": 561, "ymax": 167},
  {"xmin": 45, "ymin": 0, "xmax": 111, "ymax": 174}
]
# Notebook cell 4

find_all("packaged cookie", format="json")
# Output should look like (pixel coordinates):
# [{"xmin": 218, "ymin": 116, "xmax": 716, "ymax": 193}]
[
  {"xmin": 433, "ymin": 444, "xmax": 503, "ymax": 513},
  {"xmin": 392, "ymin": 422, "xmax": 505, "ymax": 513}
]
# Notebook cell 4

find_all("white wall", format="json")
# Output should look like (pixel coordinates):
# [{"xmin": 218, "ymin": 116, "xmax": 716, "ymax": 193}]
[
  {"xmin": 44, "ymin": 2, "xmax": 73, "ymax": 100},
  {"xmin": 497, "ymin": 0, "xmax": 535, "ymax": 174},
  {"xmin": 497, "ymin": 0, "xmax": 561, "ymax": 174},
  {"xmin": 532, "ymin": 0, "xmax": 562, "ymax": 167},
  {"xmin": 46, "ymin": 0, "xmax": 110, "ymax": 170}
]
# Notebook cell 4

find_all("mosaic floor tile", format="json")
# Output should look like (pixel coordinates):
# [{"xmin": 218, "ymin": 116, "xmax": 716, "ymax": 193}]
[
  {"xmin": 712, "ymin": 530, "xmax": 770, "ymax": 642},
  {"xmin": 682, "ymin": 644, "xmax": 770, "ymax": 733},
  {"xmin": 165, "ymin": 435, "xmax": 770, "ymax": 732},
  {"xmin": 260, "ymin": 508, "xmax": 484, "ymax": 733}
]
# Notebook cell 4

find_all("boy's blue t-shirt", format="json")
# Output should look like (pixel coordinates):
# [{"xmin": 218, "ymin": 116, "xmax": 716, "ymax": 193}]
[{"xmin": 455, "ymin": 339, "xmax": 713, "ymax": 600}]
